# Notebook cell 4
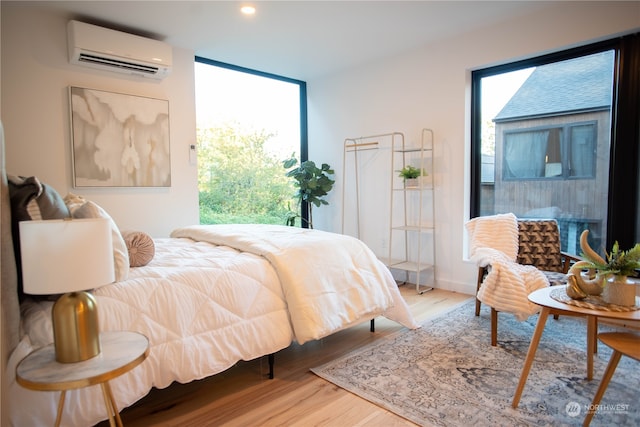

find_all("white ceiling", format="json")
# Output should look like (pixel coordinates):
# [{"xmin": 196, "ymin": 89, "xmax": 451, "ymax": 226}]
[{"xmin": 40, "ymin": 1, "xmax": 553, "ymax": 81}]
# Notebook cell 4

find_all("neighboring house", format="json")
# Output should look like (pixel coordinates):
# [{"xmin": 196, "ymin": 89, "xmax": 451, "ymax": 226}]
[{"xmin": 485, "ymin": 51, "xmax": 614, "ymax": 253}]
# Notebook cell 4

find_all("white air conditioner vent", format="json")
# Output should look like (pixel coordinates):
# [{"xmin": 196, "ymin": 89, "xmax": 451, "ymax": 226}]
[
  {"xmin": 67, "ymin": 20, "xmax": 172, "ymax": 80},
  {"xmin": 77, "ymin": 53, "xmax": 161, "ymax": 75}
]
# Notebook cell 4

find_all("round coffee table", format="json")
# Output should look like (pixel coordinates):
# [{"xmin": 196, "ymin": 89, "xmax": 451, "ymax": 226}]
[{"xmin": 511, "ymin": 285, "xmax": 639, "ymax": 408}]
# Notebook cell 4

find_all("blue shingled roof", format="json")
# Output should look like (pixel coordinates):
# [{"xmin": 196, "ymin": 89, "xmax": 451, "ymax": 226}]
[{"xmin": 494, "ymin": 50, "xmax": 614, "ymax": 122}]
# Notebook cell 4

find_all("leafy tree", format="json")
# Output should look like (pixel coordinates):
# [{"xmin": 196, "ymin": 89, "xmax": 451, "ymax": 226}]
[{"xmin": 197, "ymin": 123, "xmax": 296, "ymax": 224}]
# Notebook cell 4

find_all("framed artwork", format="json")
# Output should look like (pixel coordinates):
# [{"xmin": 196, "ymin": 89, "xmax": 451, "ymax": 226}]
[{"xmin": 69, "ymin": 86, "xmax": 171, "ymax": 187}]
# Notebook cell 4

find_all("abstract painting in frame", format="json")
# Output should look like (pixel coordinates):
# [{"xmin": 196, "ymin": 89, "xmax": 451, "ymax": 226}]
[{"xmin": 70, "ymin": 86, "xmax": 171, "ymax": 187}]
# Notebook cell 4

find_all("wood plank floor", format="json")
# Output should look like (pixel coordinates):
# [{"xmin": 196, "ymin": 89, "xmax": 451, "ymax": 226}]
[{"xmin": 102, "ymin": 286, "xmax": 472, "ymax": 427}]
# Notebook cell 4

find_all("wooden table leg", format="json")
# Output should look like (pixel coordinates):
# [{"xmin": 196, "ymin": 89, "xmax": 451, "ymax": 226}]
[
  {"xmin": 512, "ymin": 307, "xmax": 550, "ymax": 408},
  {"xmin": 586, "ymin": 315, "xmax": 596, "ymax": 380},
  {"xmin": 583, "ymin": 349, "xmax": 623, "ymax": 426}
]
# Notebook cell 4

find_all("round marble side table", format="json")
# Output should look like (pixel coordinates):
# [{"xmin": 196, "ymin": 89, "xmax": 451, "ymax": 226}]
[{"xmin": 16, "ymin": 331, "xmax": 149, "ymax": 427}]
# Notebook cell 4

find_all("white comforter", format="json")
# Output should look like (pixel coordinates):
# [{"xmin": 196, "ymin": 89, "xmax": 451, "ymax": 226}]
[
  {"xmin": 8, "ymin": 225, "xmax": 417, "ymax": 427},
  {"xmin": 171, "ymin": 224, "xmax": 418, "ymax": 343}
]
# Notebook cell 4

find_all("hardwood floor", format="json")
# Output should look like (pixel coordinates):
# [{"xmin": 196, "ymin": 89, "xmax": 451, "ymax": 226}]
[{"xmin": 104, "ymin": 286, "xmax": 472, "ymax": 427}]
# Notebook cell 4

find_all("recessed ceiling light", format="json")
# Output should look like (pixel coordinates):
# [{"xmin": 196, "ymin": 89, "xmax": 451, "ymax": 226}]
[{"xmin": 241, "ymin": 5, "xmax": 256, "ymax": 15}]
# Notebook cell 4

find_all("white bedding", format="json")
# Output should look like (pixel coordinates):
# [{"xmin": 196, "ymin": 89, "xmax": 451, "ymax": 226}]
[
  {"xmin": 171, "ymin": 224, "xmax": 418, "ymax": 342},
  {"xmin": 9, "ymin": 237, "xmax": 293, "ymax": 426},
  {"xmin": 8, "ymin": 225, "xmax": 417, "ymax": 427}
]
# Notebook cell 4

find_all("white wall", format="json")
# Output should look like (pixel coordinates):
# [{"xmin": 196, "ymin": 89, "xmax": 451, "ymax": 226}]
[
  {"xmin": 307, "ymin": 2, "xmax": 639, "ymax": 295},
  {"xmin": 1, "ymin": 4, "xmax": 199, "ymax": 237}
]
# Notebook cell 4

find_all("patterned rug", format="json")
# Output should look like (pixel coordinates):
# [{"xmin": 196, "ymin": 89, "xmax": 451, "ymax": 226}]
[{"xmin": 311, "ymin": 300, "xmax": 639, "ymax": 427}]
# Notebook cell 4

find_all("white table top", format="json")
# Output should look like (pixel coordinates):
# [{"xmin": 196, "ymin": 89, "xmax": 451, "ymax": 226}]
[{"xmin": 16, "ymin": 331, "xmax": 149, "ymax": 391}]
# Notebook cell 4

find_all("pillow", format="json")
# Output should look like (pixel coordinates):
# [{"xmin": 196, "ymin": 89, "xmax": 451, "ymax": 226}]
[
  {"xmin": 63, "ymin": 192, "xmax": 86, "ymax": 214},
  {"xmin": 121, "ymin": 231, "xmax": 155, "ymax": 267},
  {"xmin": 64, "ymin": 193, "xmax": 130, "ymax": 281},
  {"xmin": 8, "ymin": 176, "xmax": 71, "ymax": 299},
  {"xmin": 8, "ymin": 175, "xmax": 71, "ymax": 222}
]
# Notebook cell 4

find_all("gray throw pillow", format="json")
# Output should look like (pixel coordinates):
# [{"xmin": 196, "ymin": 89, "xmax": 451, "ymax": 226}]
[{"xmin": 7, "ymin": 175, "xmax": 70, "ymax": 299}]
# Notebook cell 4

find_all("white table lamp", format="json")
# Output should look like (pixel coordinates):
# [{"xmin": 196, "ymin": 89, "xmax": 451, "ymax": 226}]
[{"xmin": 19, "ymin": 218, "xmax": 115, "ymax": 363}]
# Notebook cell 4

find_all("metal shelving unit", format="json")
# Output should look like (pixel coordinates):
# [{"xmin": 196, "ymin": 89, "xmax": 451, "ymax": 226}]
[
  {"xmin": 388, "ymin": 128, "xmax": 435, "ymax": 293},
  {"xmin": 342, "ymin": 130, "xmax": 435, "ymax": 294}
]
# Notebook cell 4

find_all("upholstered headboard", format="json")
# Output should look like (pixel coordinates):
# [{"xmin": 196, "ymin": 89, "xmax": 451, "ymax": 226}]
[{"xmin": 1, "ymin": 123, "xmax": 21, "ymax": 361}]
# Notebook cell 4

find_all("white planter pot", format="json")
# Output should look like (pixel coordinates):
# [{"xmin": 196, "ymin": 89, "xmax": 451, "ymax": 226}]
[
  {"xmin": 404, "ymin": 178, "xmax": 419, "ymax": 188},
  {"xmin": 602, "ymin": 276, "xmax": 638, "ymax": 306}
]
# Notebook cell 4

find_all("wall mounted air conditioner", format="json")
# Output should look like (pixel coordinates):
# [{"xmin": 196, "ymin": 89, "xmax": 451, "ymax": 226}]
[{"xmin": 67, "ymin": 20, "xmax": 172, "ymax": 80}]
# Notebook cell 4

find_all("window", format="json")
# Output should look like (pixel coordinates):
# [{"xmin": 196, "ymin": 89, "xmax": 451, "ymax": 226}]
[
  {"xmin": 502, "ymin": 122, "xmax": 596, "ymax": 180},
  {"xmin": 471, "ymin": 34, "xmax": 640, "ymax": 254},
  {"xmin": 194, "ymin": 57, "xmax": 308, "ymax": 226}
]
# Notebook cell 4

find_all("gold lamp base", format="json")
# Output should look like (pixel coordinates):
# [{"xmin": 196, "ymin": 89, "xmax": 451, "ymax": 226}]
[{"xmin": 52, "ymin": 291, "xmax": 101, "ymax": 363}]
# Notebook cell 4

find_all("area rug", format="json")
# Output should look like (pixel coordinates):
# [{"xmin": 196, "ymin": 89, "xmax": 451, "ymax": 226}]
[{"xmin": 311, "ymin": 300, "xmax": 639, "ymax": 427}]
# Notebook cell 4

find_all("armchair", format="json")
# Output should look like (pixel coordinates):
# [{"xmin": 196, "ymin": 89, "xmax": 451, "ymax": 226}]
[{"xmin": 468, "ymin": 215, "xmax": 582, "ymax": 346}]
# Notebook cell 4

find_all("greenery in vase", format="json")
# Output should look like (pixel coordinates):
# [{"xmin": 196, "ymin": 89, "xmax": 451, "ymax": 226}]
[
  {"xmin": 581, "ymin": 240, "xmax": 640, "ymax": 277},
  {"xmin": 397, "ymin": 165, "xmax": 426, "ymax": 180}
]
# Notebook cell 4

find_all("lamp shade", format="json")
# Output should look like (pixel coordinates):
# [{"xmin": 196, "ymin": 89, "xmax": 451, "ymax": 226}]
[{"xmin": 19, "ymin": 218, "xmax": 115, "ymax": 295}]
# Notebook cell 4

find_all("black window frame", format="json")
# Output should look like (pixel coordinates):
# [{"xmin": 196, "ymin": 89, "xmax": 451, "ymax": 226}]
[{"xmin": 471, "ymin": 33, "xmax": 640, "ymax": 250}]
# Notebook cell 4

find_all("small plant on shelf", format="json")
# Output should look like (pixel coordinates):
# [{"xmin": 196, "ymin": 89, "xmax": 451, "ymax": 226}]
[
  {"xmin": 397, "ymin": 165, "xmax": 424, "ymax": 180},
  {"xmin": 397, "ymin": 166, "xmax": 427, "ymax": 187},
  {"xmin": 397, "ymin": 165, "xmax": 427, "ymax": 180}
]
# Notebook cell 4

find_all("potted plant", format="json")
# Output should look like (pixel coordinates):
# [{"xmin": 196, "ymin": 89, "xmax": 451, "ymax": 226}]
[
  {"xmin": 283, "ymin": 156, "xmax": 335, "ymax": 229},
  {"xmin": 397, "ymin": 165, "xmax": 426, "ymax": 188},
  {"xmin": 568, "ymin": 230, "xmax": 640, "ymax": 305}
]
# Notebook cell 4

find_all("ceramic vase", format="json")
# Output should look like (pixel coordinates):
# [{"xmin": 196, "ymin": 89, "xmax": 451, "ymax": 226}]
[
  {"xmin": 602, "ymin": 275, "xmax": 638, "ymax": 306},
  {"xmin": 404, "ymin": 178, "xmax": 418, "ymax": 188}
]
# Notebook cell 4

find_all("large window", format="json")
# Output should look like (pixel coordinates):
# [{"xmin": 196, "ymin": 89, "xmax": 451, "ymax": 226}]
[
  {"xmin": 194, "ymin": 57, "xmax": 308, "ymax": 226},
  {"xmin": 471, "ymin": 34, "xmax": 640, "ymax": 254}
]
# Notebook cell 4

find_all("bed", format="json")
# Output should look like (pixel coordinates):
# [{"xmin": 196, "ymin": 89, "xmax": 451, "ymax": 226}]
[{"xmin": 0, "ymin": 125, "xmax": 418, "ymax": 426}]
